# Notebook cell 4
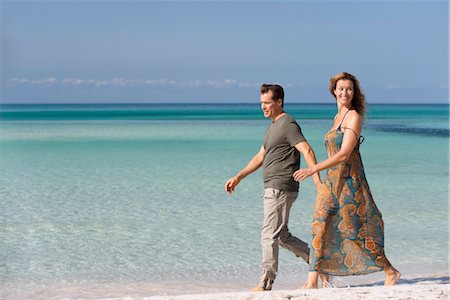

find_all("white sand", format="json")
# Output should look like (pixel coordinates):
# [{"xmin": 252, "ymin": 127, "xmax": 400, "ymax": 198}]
[
  {"xmin": 144, "ymin": 284, "xmax": 448, "ymax": 300},
  {"xmin": 2, "ymin": 272, "xmax": 448, "ymax": 299},
  {"xmin": 139, "ymin": 272, "xmax": 450, "ymax": 300},
  {"xmin": 95, "ymin": 273, "xmax": 449, "ymax": 300}
]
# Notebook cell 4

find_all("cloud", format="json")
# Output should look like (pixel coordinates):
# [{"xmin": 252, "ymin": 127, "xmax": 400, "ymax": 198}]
[
  {"xmin": 5, "ymin": 77, "xmax": 293, "ymax": 89},
  {"xmin": 7, "ymin": 77, "xmax": 58, "ymax": 86},
  {"xmin": 32, "ymin": 77, "xmax": 57, "ymax": 85},
  {"xmin": 7, "ymin": 77, "xmax": 177, "ymax": 88},
  {"xmin": 6, "ymin": 78, "xmax": 30, "ymax": 86},
  {"xmin": 184, "ymin": 79, "xmax": 238, "ymax": 88},
  {"xmin": 62, "ymin": 78, "xmax": 109, "ymax": 87},
  {"xmin": 144, "ymin": 79, "xmax": 176, "ymax": 85},
  {"xmin": 207, "ymin": 79, "xmax": 237, "ymax": 87}
]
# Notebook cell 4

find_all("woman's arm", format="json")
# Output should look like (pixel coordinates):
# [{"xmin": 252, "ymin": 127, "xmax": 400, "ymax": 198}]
[{"xmin": 293, "ymin": 111, "xmax": 362, "ymax": 182}]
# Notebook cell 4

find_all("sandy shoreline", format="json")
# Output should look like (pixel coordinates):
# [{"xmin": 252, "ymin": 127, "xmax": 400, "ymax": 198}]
[
  {"xmin": 2, "ymin": 272, "xmax": 448, "ymax": 299},
  {"xmin": 113, "ymin": 273, "xmax": 450, "ymax": 300},
  {"xmin": 145, "ymin": 284, "xmax": 449, "ymax": 300}
]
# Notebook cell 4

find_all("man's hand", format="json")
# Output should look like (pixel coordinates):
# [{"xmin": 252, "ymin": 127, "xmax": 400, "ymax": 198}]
[
  {"xmin": 224, "ymin": 145, "xmax": 264, "ymax": 195},
  {"xmin": 294, "ymin": 141, "xmax": 321, "ymax": 188},
  {"xmin": 225, "ymin": 176, "xmax": 241, "ymax": 194}
]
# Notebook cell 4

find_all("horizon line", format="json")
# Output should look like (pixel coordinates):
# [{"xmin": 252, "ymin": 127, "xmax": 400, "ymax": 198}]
[
  {"xmin": 0, "ymin": 101, "xmax": 448, "ymax": 106},
  {"xmin": 0, "ymin": 99, "xmax": 450, "ymax": 105}
]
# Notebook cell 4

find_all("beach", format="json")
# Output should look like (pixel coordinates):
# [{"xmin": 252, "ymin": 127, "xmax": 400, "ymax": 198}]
[
  {"xmin": 3, "ymin": 0, "xmax": 448, "ymax": 298},
  {"xmin": 147, "ymin": 283, "xmax": 449, "ymax": 300},
  {"xmin": 1, "ymin": 271, "xmax": 448, "ymax": 299}
]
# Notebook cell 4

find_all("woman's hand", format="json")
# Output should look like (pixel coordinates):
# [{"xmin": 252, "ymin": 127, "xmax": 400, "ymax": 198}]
[{"xmin": 293, "ymin": 166, "xmax": 316, "ymax": 182}]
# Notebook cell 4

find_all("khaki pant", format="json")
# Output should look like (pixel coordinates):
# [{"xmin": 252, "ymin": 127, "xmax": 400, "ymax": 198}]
[{"xmin": 259, "ymin": 188, "xmax": 310, "ymax": 290}]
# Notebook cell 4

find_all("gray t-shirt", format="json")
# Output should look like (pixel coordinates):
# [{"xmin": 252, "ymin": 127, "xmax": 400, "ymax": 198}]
[{"xmin": 263, "ymin": 114, "xmax": 306, "ymax": 192}]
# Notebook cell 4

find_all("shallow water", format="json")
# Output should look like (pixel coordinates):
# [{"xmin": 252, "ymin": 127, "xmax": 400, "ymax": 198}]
[{"xmin": 0, "ymin": 103, "xmax": 448, "ymax": 298}]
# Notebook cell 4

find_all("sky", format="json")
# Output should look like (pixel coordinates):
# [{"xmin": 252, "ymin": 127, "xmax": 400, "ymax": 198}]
[{"xmin": 0, "ymin": 0, "xmax": 448, "ymax": 104}]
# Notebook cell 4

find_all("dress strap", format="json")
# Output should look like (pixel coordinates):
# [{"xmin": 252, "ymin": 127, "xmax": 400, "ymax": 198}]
[
  {"xmin": 337, "ymin": 109, "xmax": 351, "ymax": 131},
  {"xmin": 359, "ymin": 135, "xmax": 365, "ymax": 145},
  {"xmin": 338, "ymin": 109, "xmax": 365, "ymax": 147}
]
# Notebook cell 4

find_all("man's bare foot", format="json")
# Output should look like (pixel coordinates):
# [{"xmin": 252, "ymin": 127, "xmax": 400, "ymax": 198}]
[
  {"xmin": 250, "ymin": 285, "xmax": 271, "ymax": 292},
  {"xmin": 384, "ymin": 266, "xmax": 401, "ymax": 286}
]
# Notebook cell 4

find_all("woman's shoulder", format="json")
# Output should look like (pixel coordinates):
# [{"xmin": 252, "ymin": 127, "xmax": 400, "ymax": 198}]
[
  {"xmin": 347, "ymin": 109, "xmax": 362, "ymax": 122},
  {"xmin": 343, "ymin": 109, "xmax": 363, "ymax": 129}
]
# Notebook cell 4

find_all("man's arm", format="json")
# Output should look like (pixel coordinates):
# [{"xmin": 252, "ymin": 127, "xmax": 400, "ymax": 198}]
[
  {"xmin": 225, "ymin": 145, "xmax": 265, "ymax": 194},
  {"xmin": 294, "ymin": 112, "xmax": 362, "ymax": 182},
  {"xmin": 294, "ymin": 141, "xmax": 321, "ymax": 189}
]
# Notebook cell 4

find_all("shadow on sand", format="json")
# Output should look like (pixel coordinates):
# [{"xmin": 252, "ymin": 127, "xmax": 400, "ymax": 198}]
[{"xmin": 348, "ymin": 276, "xmax": 450, "ymax": 288}]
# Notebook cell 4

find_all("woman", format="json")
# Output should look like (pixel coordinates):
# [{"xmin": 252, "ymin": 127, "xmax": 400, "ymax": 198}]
[{"xmin": 294, "ymin": 72, "xmax": 400, "ymax": 288}]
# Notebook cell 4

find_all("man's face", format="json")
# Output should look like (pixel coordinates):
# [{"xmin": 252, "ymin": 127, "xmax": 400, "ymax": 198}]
[{"xmin": 260, "ymin": 91, "xmax": 282, "ymax": 119}]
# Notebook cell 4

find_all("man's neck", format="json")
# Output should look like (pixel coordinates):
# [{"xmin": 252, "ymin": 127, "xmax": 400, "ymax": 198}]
[{"xmin": 271, "ymin": 111, "xmax": 286, "ymax": 122}]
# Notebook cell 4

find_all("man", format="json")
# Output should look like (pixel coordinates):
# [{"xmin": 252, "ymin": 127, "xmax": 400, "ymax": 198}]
[{"xmin": 225, "ymin": 84, "xmax": 322, "ymax": 291}]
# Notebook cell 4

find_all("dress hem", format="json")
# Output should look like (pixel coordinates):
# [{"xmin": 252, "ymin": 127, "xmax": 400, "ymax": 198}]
[{"xmin": 309, "ymin": 268, "xmax": 385, "ymax": 276}]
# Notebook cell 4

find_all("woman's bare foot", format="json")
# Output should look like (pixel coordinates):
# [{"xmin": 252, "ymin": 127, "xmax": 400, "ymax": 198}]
[
  {"xmin": 301, "ymin": 281, "xmax": 318, "ymax": 289},
  {"xmin": 384, "ymin": 266, "xmax": 401, "ymax": 286},
  {"xmin": 299, "ymin": 271, "xmax": 319, "ymax": 289},
  {"xmin": 320, "ymin": 274, "xmax": 331, "ymax": 288}
]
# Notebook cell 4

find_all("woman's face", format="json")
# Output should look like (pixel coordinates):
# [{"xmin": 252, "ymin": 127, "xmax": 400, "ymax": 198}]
[{"xmin": 334, "ymin": 79, "xmax": 354, "ymax": 107}]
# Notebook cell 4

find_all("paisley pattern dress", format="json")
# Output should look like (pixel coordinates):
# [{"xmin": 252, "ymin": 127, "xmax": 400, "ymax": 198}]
[{"xmin": 309, "ymin": 125, "xmax": 392, "ymax": 275}]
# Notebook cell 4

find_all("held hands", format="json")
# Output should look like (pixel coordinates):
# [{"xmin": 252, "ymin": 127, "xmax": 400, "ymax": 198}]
[
  {"xmin": 293, "ymin": 166, "xmax": 317, "ymax": 182},
  {"xmin": 225, "ymin": 176, "xmax": 241, "ymax": 194}
]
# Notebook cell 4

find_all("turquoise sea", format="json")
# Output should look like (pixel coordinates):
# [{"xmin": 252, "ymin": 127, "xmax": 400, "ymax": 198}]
[{"xmin": 0, "ymin": 103, "xmax": 448, "ymax": 298}]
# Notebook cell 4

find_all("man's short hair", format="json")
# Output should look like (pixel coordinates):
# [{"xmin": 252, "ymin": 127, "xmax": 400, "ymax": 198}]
[{"xmin": 260, "ymin": 84, "xmax": 284, "ymax": 107}]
